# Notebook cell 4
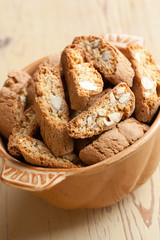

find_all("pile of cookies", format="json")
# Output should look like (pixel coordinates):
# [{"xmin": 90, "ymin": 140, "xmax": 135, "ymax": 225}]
[{"xmin": 0, "ymin": 34, "xmax": 160, "ymax": 168}]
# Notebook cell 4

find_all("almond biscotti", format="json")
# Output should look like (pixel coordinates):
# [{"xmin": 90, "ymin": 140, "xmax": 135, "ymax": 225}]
[
  {"xmin": 79, "ymin": 118, "xmax": 149, "ymax": 165},
  {"xmin": 73, "ymin": 36, "xmax": 135, "ymax": 87},
  {"xmin": 103, "ymin": 34, "xmax": 145, "ymax": 60},
  {"xmin": 117, "ymin": 117, "xmax": 149, "ymax": 143},
  {"xmin": 18, "ymin": 136, "xmax": 81, "ymax": 168},
  {"xmin": 67, "ymin": 83, "xmax": 135, "ymax": 138},
  {"xmin": 29, "ymin": 53, "xmax": 62, "ymax": 107},
  {"xmin": 8, "ymin": 106, "xmax": 39, "ymax": 158},
  {"xmin": 0, "ymin": 70, "xmax": 32, "ymax": 138},
  {"xmin": 34, "ymin": 66, "xmax": 73, "ymax": 157},
  {"xmin": 127, "ymin": 44, "xmax": 160, "ymax": 122},
  {"xmin": 71, "ymin": 88, "xmax": 111, "ymax": 119},
  {"xmin": 27, "ymin": 78, "xmax": 35, "ymax": 106},
  {"xmin": 61, "ymin": 44, "xmax": 103, "ymax": 110}
]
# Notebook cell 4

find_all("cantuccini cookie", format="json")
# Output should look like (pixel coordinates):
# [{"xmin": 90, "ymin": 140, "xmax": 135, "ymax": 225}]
[
  {"xmin": 18, "ymin": 136, "xmax": 81, "ymax": 168},
  {"xmin": 34, "ymin": 66, "xmax": 73, "ymax": 157},
  {"xmin": 61, "ymin": 44, "xmax": 103, "ymax": 110},
  {"xmin": 70, "ymin": 88, "xmax": 111, "ymax": 119},
  {"xmin": 127, "ymin": 44, "xmax": 160, "ymax": 122},
  {"xmin": 79, "ymin": 118, "xmax": 149, "ymax": 165},
  {"xmin": 74, "ymin": 136, "xmax": 97, "ymax": 154},
  {"xmin": 0, "ymin": 70, "xmax": 32, "ymax": 138},
  {"xmin": 8, "ymin": 106, "xmax": 39, "ymax": 158},
  {"xmin": 73, "ymin": 36, "xmax": 135, "ymax": 87},
  {"xmin": 67, "ymin": 83, "xmax": 135, "ymax": 139},
  {"xmin": 117, "ymin": 117, "xmax": 149, "ymax": 143},
  {"xmin": 103, "ymin": 34, "xmax": 145, "ymax": 59}
]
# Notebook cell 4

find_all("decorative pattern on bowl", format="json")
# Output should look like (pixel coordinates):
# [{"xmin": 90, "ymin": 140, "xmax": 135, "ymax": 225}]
[{"xmin": 1, "ymin": 157, "xmax": 70, "ymax": 191}]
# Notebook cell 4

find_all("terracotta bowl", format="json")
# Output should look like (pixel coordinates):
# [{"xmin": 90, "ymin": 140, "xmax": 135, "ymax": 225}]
[{"xmin": 0, "ymin": 55, "xmax": 160, "ymax": 209}]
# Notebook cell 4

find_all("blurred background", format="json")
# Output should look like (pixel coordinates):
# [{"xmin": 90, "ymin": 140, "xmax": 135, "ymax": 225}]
[{"xmin": 0, "ymin": 1, "xmax": 160, "ymax": 240}]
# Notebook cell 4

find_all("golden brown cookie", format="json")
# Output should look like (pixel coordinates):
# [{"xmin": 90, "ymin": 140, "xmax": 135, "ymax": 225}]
[
  {"xmin": 127, "ymin": 44, "xmax": 160, "ymax": 122},
  {"xmin": 67, "ymin": 83, "xmax": 135, "ymax": 139},
  {"xmin": 34, "ymin": 66, "xmax": 73, "ymax": 157},
  {"xmin": 73, "ymin": 36, "xmax": 135, "ymax": 87},
  {"xmin": 61, "ymin": 44, "xmax": 103, "ymax": 110},
  {"xmin": 8, "ymin": 106, "xmax": 39, "ymax": 158},
  {"xmin": 18, "ymin": 136, "xmax": 81, "ymax": 168},
  {"xmin": 79, "ymin": 118, "xmax": 149, "ymax": 165},
  {"xmin": 70, "ymin": 88, "xmax": 111, "ymax": 119},
  {"xmin": 0, "ymin": 70, "xmax": 32, "ymax": 138},
  {"xmin": 28, "ymin": 53, "xmax": 62, "ymax": 107}
]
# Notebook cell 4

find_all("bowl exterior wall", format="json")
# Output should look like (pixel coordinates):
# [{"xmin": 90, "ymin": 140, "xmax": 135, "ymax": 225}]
[{"xmin": 34, "ymin": 126, "xmax": 160, "ymax": 209}]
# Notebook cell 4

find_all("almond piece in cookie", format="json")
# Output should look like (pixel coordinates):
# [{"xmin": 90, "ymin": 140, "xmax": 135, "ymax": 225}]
[
  {"xmin": 34, "ymin": 66, "xmax": 73, "ymax": 157},
  {"xmin": 18, "ymin": 136, "xmax": 81, "ymax": 168},
  {"xmin": 103, "ymin": 33, "xmax": 145, "ymax": 59},
  {"xmin": 0, "ymin": 70, "xmax": 32, "ymax": 138},
  {"xmin": 79, "ymin": 118, "xmax": 149, "ymax": 165},
  {"xmin": 127, "ymin": 44, "xmax": 160, "ymax": 122},
  {"xmin": 61, "ymin": 44, "xmax": 103, "ymax": 110},
  {"xmin": 67, "ymin": 83, "xmax": 135, "ymax": 139},
  {"xmin": 8, "ymin": 106, "xmax": 39, "ymax": 158},
  {"xmin": 73, "ymin": 36, "xmax": 135, "ymax": 87}
]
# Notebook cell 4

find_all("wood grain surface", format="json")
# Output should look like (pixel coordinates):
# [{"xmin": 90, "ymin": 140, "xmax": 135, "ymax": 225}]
[{"xmin": 0, "ymin": 0, "xmax": 160, "ymax": 239}]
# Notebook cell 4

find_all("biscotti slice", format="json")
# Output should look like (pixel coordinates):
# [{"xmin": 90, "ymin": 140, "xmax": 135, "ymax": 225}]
[
  {"xmin": 127, "ymin": 44, "xmax": 160, "ymax": 122},
  {"xmin": 73, "ymin": 36, "xmax": 135, "ymax": 87},
  {"xmin": 8, "ymin": 106, "xmax": 39, "ymax": 158},
  {"xmin": 103, "ymin": 34, "xmax": 145, "ymax": 59},
  {"xmin": 67, "ymin": 82, "xmax": 135, "ymax": 138},
  {"xmin": 70, "ymin": 88, "xmax": 111, "ymax": 120},
  {"xmin": 28, "ymin": 53, "xmax": 62, "ymax": 107},
  {"xmin": 117, "ymin": 117, "xmax": 149, "ymax": 144},
  {"xmin": 18, "ymin": 136, "xmax": 81, "ymax": 168},
  {"xmin": 34, "ymin": 66, "xmax": 73, "ymax": 157},
  {"xmin": 61, "ymin": 44, "xmax": 103, "ymax": 110},
  {"xmin": 0, "ymin": 70, "xmax": 32, "ymax": 138},
  {"xmin": 79, "ymin": 118, "xmax": 149, "ymax": 165}
]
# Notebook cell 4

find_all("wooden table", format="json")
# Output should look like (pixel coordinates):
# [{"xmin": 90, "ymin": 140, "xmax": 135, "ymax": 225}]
[{"xmin": 0, "ymin": 0, "xmax": 160, "ymax": 239}]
